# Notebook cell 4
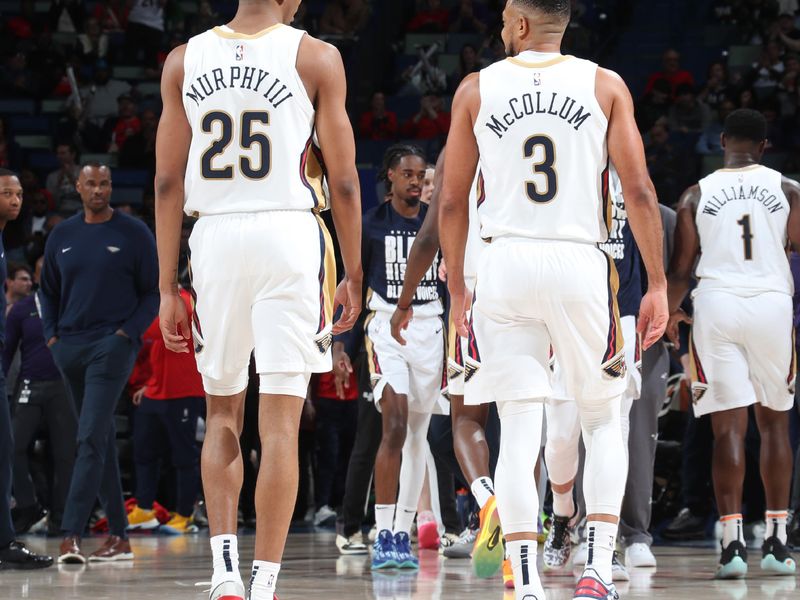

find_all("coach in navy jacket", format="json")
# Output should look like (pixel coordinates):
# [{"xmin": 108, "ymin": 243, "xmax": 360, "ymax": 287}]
[{"xmin": 38, "ymin": 163, "xmax": 158, "ymax": 563}]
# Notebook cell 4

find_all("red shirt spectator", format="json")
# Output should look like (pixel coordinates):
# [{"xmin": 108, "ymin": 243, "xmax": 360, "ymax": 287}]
[
  {"xmin": 359, "ymin": 92, "xmax": 398, "ymax": 140},
  {"xmin": 407, "ymin": 0, "xmax": 449, "ymax": 33},
  {"xmin": 130, "ymin": 289, "xmax": 204, "ymax": 400},
  {"xmin": 315, "ymin": 371, "xmax": 358, "ymax": 401},
  {"xmin": 644, "ymin": 49, "xmax": 695, "ymax": 97},
  {"xmin": 402, "ymin": 95, "xmax": 450, "ymax": 139}
]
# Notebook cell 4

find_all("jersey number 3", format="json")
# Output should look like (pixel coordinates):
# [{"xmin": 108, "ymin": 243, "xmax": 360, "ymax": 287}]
[
  {"xmin": 201, "ymin": 111, "xmax": 271, "ymax": 180},
  {"xmin": 523, "ymin": 135, "xmax": 557, "ymax": 203}
]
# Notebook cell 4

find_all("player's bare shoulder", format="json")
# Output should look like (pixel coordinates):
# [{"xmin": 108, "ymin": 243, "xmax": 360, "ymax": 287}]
[
  {"xmin": 296, "ymin": 34, "xmax": 345, "ymax": 103},
  {"xmin": 451, "ymin": 72, "xmax": 481, "ymax": 118},
  {"xmin": 781, "ymin": 175, "xmax": 800, "ymax": 200},
  {"xmin": 161, "ymin": 43, "xmax": 188, "ymax": 90},
  {"xmin": 595, "ymin": 66, "xmax": 630, "ymax": 118}
]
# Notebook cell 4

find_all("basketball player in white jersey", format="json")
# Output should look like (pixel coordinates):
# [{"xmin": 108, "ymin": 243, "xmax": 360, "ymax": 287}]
[
  {"xmin": 154, "ymin": 2, "xmax": 363, "ymax": 599},
  {"xmin": 439, "ymin": 2, "xmax": 668, "ymax": 599},
  {"xmin": 667, "ymin": 109, "xmax": 800, "ymax": 580}
]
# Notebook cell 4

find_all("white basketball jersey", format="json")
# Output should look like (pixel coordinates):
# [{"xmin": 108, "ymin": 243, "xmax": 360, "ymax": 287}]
[
  {"xmin": 464, "ymin": 171, "xmax": 487, "ymax": 281},
  {"xmin": 182, "ymin": 24, "xmax": 326, "ymax": 216},
  {"xmin": 696, "ymin": 165, "xmax": 792, "ymax": 296},
  {"xmin": 473, "ymin": 53, "xmax": 609, "ymax": 243}
]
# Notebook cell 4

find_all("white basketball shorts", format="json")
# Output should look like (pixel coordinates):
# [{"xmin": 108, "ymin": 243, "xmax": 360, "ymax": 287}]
[
  {"xmin": 689, "ymin": 289, "xmax": 795, "ymax": 417},
  {"xmin": 188, "ymin": 210, "xmax": 335, "ymax": 397}
]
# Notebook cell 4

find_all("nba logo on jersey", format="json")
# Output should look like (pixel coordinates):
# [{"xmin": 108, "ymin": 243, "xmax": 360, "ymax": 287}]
[
  {"xmin": 235, "ymin": 43, "xmax": 244, "ymax": 61},
  {"xmin": 533, "ymin": 72, "xmax": 542, "ymax": 86}
]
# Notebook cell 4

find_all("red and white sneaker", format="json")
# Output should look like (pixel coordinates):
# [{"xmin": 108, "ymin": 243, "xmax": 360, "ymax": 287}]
[
  {"xmin": 573, "ymin": 568, "xmax": 619, "ymax": 600},
  {"xmin": 209, "ymin": 580, "xmax": 245, "ymax": 600}
]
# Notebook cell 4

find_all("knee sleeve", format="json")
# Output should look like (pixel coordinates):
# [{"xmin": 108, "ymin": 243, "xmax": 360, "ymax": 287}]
[
  {"xmin": 580, "ymin": 395, "xmax": 627, "ymax": 516},
  {"xmin": 495, "ymin": 400, "xmax": 544, "ymax": 535},
  {"xmin": 259, "ymin": 372, "xmax": 311, "ymax": 397},
  {"xmin": 397, "ymin": 412, "xmax": 432, "ymax": 509},
  {"xmin": 544, "ymin": 399, "xmax": 581, "ymax": 486}
]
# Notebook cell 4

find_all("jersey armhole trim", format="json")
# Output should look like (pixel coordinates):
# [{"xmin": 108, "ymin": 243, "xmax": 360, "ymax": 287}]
[
  {"xmin": 212, "ymin": 23, "xmax": 283, "ymax": 40},
  {"xmin": 292, "ymin": 31, "xmax": 315, "ymax": 119}
]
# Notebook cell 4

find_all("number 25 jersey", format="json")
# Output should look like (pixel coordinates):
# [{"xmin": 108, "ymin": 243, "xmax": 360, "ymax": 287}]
[
  {"xmin": 182, "ymin": 24, "xmax": 326, "ymax": 216},
  {"xmin": 473, "ymin": 53, "xmax": 609, "ymax": 244},
  {"xmin": 696, "ymin": 165, "xmax": 792, "ymax": 296}
]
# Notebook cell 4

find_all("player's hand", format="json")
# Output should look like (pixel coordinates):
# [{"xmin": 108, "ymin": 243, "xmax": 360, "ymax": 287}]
[
  {"xmin": 448, "ymin": 281, "xmax": 472, "ymax": 338},
  {"xmin": 332, "ymin": 342, "xmax": 353, "ymax": 400},
  {"xmin": 159, "ymin": 292, "xmax": 191, "ymax": 354},
  {"xmin": 132, "ymin": 387, "xmax": 146, "ymax": 407},
  {"xmin": 438, "ymin": 258, "xmax": 447, "ymax": 282},
  {"xmin": 666, "ymin": 309, "xmax": 693, "ymax": 349},
  {"xmin": 390, "ymin": 305, "xmax": 414, "ymax": 346},
  {"xmin": 332, "ymin": 274, "xmax": 362, "ymax": 335},
  {"xmin": 637, "ymin": 288, "xmax": 669, "ymax": 350}
]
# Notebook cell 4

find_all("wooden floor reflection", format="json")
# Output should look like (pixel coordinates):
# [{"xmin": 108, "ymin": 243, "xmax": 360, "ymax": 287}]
[{"xmin": 0, "ymin": 531, "xmax": 796, "ymax": 599}]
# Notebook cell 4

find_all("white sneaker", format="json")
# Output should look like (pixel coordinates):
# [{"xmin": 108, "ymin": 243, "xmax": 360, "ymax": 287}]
[
  {"xmin": 625, "ymin": 542, "xmax": 656, "ymax": 568},
  {"xmin": 612, "ymin": 551, "xmax": 630, "ymax": 582},
  {"xmin": 313, "ymin": 505, "xmax": 337, "ymax": 527},
  {"xmin": 368, "ymin": 524, "xmax": 378, "ymax": 542},
  {"xmin": 210, "ymin": 580, "xmax": 245, "ymax": 600},
  {"xmin": 572, "ymin": 541, "xmax": 588, "ymax": 566},
  {"xmin": 336, "ymin": 532, "xmax": 368, "ymax": 555}
]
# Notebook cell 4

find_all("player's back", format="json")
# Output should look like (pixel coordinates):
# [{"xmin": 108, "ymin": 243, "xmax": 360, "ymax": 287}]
[
  {"xmin": 696, "ymin": 164, "xmax": 792, "ymax": 296},
  {"xmin": 182, "ymin": 24, "xmax": 324, "ymax": 216},
  {"xmin": 473, "ymin": 53, "xmax": 609, "ymax": 244}
]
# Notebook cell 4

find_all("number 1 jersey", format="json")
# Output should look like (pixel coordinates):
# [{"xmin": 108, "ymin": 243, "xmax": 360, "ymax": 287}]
[
  {"xmin": 696, "ymin": 164, "xmax": 792, "ymax": 296},
  {"xmin": 182, "ymin": 24, "xmax": 326, "ymax": 216},
  {"xmin": 473, "ymin": 53, "xmax": 609, "ymax": 244}
]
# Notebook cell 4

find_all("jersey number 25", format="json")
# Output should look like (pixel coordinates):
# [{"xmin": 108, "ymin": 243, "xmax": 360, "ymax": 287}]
[{"xmin": 201, "ymin": 111, "xmax": 271, "ymax": 180}]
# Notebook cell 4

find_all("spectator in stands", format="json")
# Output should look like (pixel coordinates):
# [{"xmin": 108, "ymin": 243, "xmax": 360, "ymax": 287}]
[
  {"xmin": 319, "ymin": 0, "xmax": 371, "ymax": 38},
  {"xmin": 747, "ymin": 40, "xmax": 785, "ymax": 94},
  {"xmin": 402, "ymin": 94, "xmax": 450, "ymax": 140},
  {"xmin": 125, "ymin": 0, "xmax": 166, "ymax": 70},
  {"xmin": 359, "ymin": 92, "xmax": 398, "ymax": 141},
  {"xmin": 126, "ymin": 287, "xmax": 203, "ymax": 535},
  {"xmin": 697, "ymin": 61, "xmax": 732, "ymax": 112},
  {"xmin": 407, "ymin": 0, "xmax": 450, "ymax": 33},
  {"xmin": 48, "ymin": 0, "xmax": 83, "ymax": 34},
  {"xmin": 72, "ymin": 60, "xmax": 132, "ymax": 129},
  {"xmin": 636, "ymin": 78, "xmax": 673, "ymax": 132},
  {"xmin": 696, "ymin": 99, "xmax": 737, "ymax": 154},
  {"xmin": 668, "ymin": 84, "xmax": 711, "ymax": 135},
  {"xmin": 45, "ymin": 143, "xmax": 80, "ymax": 210},
  {"xmin": 451, "ymin": 43, "xmax": 484, "ymax": 90},
  {"xmin": 738, "ymin": 87, "xmax": 758, "ymax": 109},
  {"xmin": 119, "ymin": 108, "xmax": 158, "ymax": 171},
  {"xmin": 777, "ymin": 65, "xmax": 799, "ymax": 115},
  {"xmin": 107, "ymin": 94, "xmax": 141, "ymax": 154},
  {"xmin": 28, "ymin": 189, "xmax": 51, "ymax": 237},
  {"xmin": 5, "ymin": 263, "xmax": 32, "ymax": 313},
  {"xmin": 93, "ymin": 0, "xmax": 128, "ymax": 32},
  {"xmin": 77, "ymin": 17, "xmax": 109, "ymax": 64},
  {"xmin": 644, "ymin": 49, "xmax": 695, "ymax": 98},
  {"xmin": 762, "ymin": 98, "xmax": 789, "ymax": 149},
  {"xmin": 0, "ymin": 118, "xmax": 20, "ymax": 170},
  {"xmin": 1, "ymin": 51, "xmax": 38, "ymax": 98},
  {"xmin": 5, "ymin": 264, "xmax": 75, "ymax": 536},
  {"xmin": 422, "ymin": 163, "xmax": 436, "ymax": 204},
  {"xmin": 449, "ymin": 0, "xmax": 489, "ymax": 34},
  {"xmin": 39, "ymin": 163, "xmax": 158, "ymax": 563},
  {"xmin": 645, "ymin": 122, "xmax": 687, "ymax": 206},
  {"xmin": 400, "ymin": 47, "xmax": 448, "ymax": 96}
]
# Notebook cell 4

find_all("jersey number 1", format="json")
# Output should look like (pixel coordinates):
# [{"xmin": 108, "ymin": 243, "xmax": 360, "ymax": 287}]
[
  {"xmin": 523, "ymin": 135, "xmax": 557, "ymax": 203},
  {"xmin": 201, "ymin": 111, "xmax": 271, "ymax": 180},
  {"xmin": 737, "ymin": 214, "xmax": 753, "ymax": 260}
]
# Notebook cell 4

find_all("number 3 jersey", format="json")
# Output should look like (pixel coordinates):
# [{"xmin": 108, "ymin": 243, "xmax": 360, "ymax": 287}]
[
  {"xmin": 182, "ymin": 24, "xmax": 326, "ymax": 216},
  {"xmin": 696, "ymin": 164, "xmax": 792, "ymax": 296},
  {"xmin": 473, "ymin": 52, "xmax": 609, "ymax": 244}
]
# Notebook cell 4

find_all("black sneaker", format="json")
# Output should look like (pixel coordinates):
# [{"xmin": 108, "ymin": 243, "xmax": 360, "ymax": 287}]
[
  {"xmin": 11, "ymin": 504, "xmax": 47, "ymax": 535},
  {"xmin": 0, "ymin": 541, "xmax": 53, "ymax": 570},
  {"xmin": 761, "ymin": 536, "xmax": 796, "ymax": 575},
  {"xmin": 715, "ymin": 540, "xmax": 747, "ymax": 579},
  {"xmin": 662, "ymin": 507, "xmax": 708, "ymax": 541},
  {"xmin": 543, "ymin": 515, "xmax": 572, "ymax": 569}
]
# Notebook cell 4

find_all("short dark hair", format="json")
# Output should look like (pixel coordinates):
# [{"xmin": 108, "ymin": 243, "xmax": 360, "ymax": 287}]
[
  {"xmin": 724, "ymin": 109, "xmax": 767, "ymax": 143},
  {"xmin": 7, "ymin": 262, "xmax": 32, "ymax": 280},
  {"xmin": 379, "ymin": 144, "xmax": 427, "ymax": 187},
  {"xmin": 0, "ymin": 168, "xmax": 17, "ymax": 178},
  {"xmin": 513, "ymin": 0, "xmax": 571, "ymax": 18}
]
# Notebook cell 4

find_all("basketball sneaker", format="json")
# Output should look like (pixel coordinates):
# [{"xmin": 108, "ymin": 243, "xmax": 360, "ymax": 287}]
[
  {"xmin": 336, "ymin": 533, "xmax": 368, "ymax": 555},
  {"xmin": 442, "ymin": 527, "xmax": 476, "ymax": 558},
  {"xmin": 472, "ymin": 495, "xmax": 503, "ymax": 578},
  {"xmin": 760, "ymin": 536, "xmax": 796, "ymax": 575},
  {"xmin": 127, "ymin": 505, "xmax": 159, "ymax": 531},
  {"xmin": 393, "ymin": 532, "xmax": 419, "ymax": 570},
  {"xmin": 417, "ymin": 511, "xmax": 440, "ymax": 550},
  {"xmin": 371, "ymin": 530, "xmax": 398, "ymax": 570},
  {"xmin": 209, "ymin": 580, "xmax": 245, "ymax": 600},
  {"xmin": 573, "ymin": 567, "xmax": 619, "ymax": 600},
  {"xmin": 715, "ymin": 540, "xmax": 748, "ymax": 580},
  {"xmin": 624, "ymin": 542, "xmax": 656, "ymax": 568},
  {"xmin": 611, "ymin": 552, "xmax": 629, "ymax": 582},
  {"xmin": 502, "ymin": 558, "xmax": 515, "ymax": 589},
  {"xmin": 161, "ymin": 514, "xmax": 194, "ymax": 535},
  {"xmin": 543, "ymin": 514, "xmax": 572, "ymax": 569}
]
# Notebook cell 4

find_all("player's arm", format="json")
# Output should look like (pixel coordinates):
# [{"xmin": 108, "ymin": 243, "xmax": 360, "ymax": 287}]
[
  {"xmin": 783, "ymin": 177, "xmax": 800, "ymax": 250},
  {"xmin": 664, "ymin": 185, "xmax": 700, "ymax": 347},
  {"xmin": 299, "ymin": 37, "xmax": 362, "ymax": 334},
  {"xmin": 391, "ymin": 149, "xmax": 445, "ymax": 345},
  {"xmin": 154, "ymin": 44, "xmax": 192, "ymax": 353},
  {"xmin": 600, "ymin": 68, "xmax": 667, "ymax": 349},
  {"xmin": 439, "ymin": 74, "xmax": 480, "ymax": 338}
]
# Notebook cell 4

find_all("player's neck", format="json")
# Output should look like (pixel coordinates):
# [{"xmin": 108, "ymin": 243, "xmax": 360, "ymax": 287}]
[
  {"xmin": 723, "ymin": 151, "xmax": 760, "ymax": 170},
  {"xmin": 391, "ymin": 197, "xmax": 421, "ymax": 219},
  {"xmin": 515, "ymin": 38, "xmax": 562, "ymax": 56},
  {"xmin": 228, "ymin": 4, "xmax": 284, "ymax": 34}
]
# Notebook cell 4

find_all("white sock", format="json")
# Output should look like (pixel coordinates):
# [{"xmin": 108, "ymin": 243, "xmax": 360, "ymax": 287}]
[
  {"xmin": 552, "ymin": 489, "xmax": 574, "ymax": 518},
  {"xmin": 394, "ymin": 505, "xmax": 416, "ymax": 536},
  {"xmin": 249, "ymin": 560, "xmax": 280, "ymax": 600},
  {"xmin": 210, "ymin": 534, "xmax": 242, "ymax": 589},
  {"xmin": 765, "ymin": 510, "xmax": 788, "ymax": 544},
  {"xmin": 470, "ymin": 476, "xmax": 495, "ymax": 509},
  {"xmin": 721, "ymin": 514, "xmax": 744, "ymax": 547},
  {"xmin": 506, "ymin": 539, "xmax": 544, "ymax": 600},
  {"xmin": 585, "ymin": 521, "xmax": 617, "ymax": 583},
  {"xmin": 375, "ymin": 504, "xmax": 395, "ymax": 534}
]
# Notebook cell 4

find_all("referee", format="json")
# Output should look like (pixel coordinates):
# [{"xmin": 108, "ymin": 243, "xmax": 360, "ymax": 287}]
[{"xmin": 39, "ymin": 163, "xmax": 158, "ymax": 563}]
